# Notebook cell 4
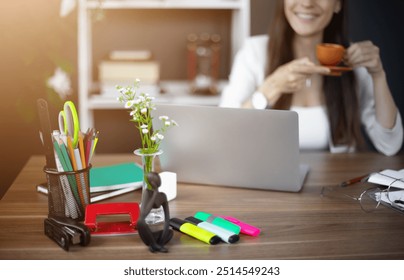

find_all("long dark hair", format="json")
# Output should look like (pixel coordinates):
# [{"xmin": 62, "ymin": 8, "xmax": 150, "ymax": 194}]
[{"xmin": 267, "ymin": 0, "xmax": 364, "ymax": 148}]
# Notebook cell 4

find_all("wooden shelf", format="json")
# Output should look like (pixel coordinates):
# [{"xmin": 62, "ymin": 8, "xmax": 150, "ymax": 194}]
[
  {"xmin": 86, "ymin": 0, "xmax": 244, "ymax": 10},
  {"xmin": 88, "ymin": 80, "xmax": 225, "ymax": 109},
  {"xmin": 78, "ymin": 0, "xmax": 250, "ymax": 128}
]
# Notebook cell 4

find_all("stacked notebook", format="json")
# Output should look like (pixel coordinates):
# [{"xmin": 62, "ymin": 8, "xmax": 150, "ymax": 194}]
[
  {"xmin": 38, "ymin": 162, "xmax": 177, "ymax": 203},
  {"xmin": 89, "ymin": 162, "xmax": 143, "ymax": 202}
]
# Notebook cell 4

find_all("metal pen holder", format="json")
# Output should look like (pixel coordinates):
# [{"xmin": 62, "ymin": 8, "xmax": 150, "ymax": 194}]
[{"xmin": 44, "ymin": 165, "xmax": 92, "ymax": 221}]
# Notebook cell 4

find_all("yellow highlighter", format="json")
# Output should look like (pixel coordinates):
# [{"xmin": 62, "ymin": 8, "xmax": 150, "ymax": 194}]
[{"xmin": 169, "ymin": 218, "xmax": 221, "ymax": 245}]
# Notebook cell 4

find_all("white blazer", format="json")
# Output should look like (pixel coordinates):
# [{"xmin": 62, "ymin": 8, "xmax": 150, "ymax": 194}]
[{"xmin": 220, "ymin": 35, "xmax": 403, "ymax": 156}]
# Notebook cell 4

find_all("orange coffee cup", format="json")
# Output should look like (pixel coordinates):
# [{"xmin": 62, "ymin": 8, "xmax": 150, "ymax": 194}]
[{"xmin": 316, "ymin": 43, "xmax": 345, "ymax": 66}]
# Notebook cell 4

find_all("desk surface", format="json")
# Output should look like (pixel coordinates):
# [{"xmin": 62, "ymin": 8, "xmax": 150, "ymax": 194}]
[{"xmin": 1, "ymin": 152, "xmax": 403, "ymax": 260}]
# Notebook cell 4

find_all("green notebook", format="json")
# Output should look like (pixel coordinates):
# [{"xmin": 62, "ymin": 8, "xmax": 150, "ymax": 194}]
[{"xmin": 89, "ymin": 162, "xmax": 143, "ymax": 193}]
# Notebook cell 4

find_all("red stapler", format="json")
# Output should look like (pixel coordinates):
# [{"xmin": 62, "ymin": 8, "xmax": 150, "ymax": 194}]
[{"xmin": 84, "ymin": 202, "xmax": 140, "ymax": 236}]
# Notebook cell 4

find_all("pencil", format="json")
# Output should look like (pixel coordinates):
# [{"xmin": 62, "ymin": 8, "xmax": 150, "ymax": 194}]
[
  {"xmin": 339, "ymin": 173, "xmax": 369, "ymax": 187},
  {"xmin": 78, "ymin": 133, "xmax": 86, "ymax": 168},
  {"xmin": 67, "ymin": 136, "xmax": 78, "ymax": 171},
  {"xmin": 67, "ymin": 136, "xmax": 85, "ymax": 207}
]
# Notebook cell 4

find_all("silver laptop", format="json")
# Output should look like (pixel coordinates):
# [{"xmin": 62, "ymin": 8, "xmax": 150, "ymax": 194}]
[{"xmin": 152, "ymin": 104, "xmax": 309, "ymax": 192}]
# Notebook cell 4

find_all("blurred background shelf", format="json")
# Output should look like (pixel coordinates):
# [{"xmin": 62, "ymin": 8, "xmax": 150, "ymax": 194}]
[
  {"xmin": 86, "ymin": 0, "xmax": 245, "ymax": 10},
  {"xmin": 88, "ymin": 79, "xmax": 226, "ymax": 109},
  {"xmin": 78, "ymin": 0, "xmax": 250, "ymax": 128}
]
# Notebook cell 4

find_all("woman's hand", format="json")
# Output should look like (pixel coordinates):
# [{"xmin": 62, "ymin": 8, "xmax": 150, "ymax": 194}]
[
  {"xmin": 345, "ymin": 41, "xmax": 384, "ymax": 76},
  {"xmin": 258, "ymin": 57, "xmax": 330, "ymax": 105},
  {"xmin": 346, "ymin": 41, "xmax": 398, "ymax": 129}
]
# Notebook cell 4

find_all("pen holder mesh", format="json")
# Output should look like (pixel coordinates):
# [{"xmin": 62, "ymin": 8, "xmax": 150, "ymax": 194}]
[{"xmin": 44, "ymin": 165, "xmax": 92, "ymax": 221}]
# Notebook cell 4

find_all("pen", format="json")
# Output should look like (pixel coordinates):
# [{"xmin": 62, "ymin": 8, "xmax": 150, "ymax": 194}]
[
  {"xmin": 339, "ymin": 173, "xmax": 370, "ymax": 187},
  {"xmin": 67, "ymin": 136, "xmax": 85, "ymax": 207},
  {"xmin": 56, "ymin": 137, "xmax": 81, "ymax": 207},
  {"xmin": 185, "ymin": 216, "xmax": 239, "ymax": 244},
  {"xmin": 67, "ymin": 136, "xmax": 78, "ymax": 171},
  {"xmin": 169, "ymin": 218, "xmax": 221, "ymax": 245}
]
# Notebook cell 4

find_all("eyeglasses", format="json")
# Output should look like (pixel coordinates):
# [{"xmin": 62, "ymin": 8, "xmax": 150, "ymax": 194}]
[
  {"xmin": 321, "ymin": 185, "xmax": 381, "ymax": 212},
  {"xmin": 383, "ymin": 177, "xmax": 404, "ymax": 213},
  {"xmin": 321, "ymin": 181, "xmax": 404, "ymax": 213}
]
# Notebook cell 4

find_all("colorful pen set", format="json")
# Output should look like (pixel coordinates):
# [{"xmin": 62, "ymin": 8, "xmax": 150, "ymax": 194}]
[
  {"xmin": 51, "ymin": 129, "xmax": 99, "ymax": 214},
  {"xmin": 185, "ymin": 216, "xmax": 240, "ymax": 244},
  {"xmin": 48, "ymin": 101, "xmax": 99, "ymax": 220},
  {"xmin": 170, "ymin": 212, "xmax": 261, "ymax": 245},
  {"xmin": 52, "ymin": 128, "xmax": 99, "ymax": 172},
  {"xmin": 54, "ymin": 101, "xmax": 99, "ymax": 171}
]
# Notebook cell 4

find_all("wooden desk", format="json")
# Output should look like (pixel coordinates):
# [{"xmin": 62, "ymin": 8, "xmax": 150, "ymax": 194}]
[{"xmin": 1, "ymin": 153, "xmax": 403, "ymax": 260}]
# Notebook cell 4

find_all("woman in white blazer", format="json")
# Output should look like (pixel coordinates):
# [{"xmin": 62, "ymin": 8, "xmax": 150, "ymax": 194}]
[{"xmin": 220, "ymin": 0, "xmax": 403, "ymax": 156}]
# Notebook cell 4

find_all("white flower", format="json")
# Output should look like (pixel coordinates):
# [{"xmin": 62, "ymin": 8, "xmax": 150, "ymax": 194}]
[
  {"xmin": 117, "ymin": 79, "xmax": 178, "ymax": 152},
  {"xmin": 125, "ymin": 100, "xmax": 134, "ymax": 108},
  {"xmin": 120, "ymin": 87, "xmax": 130, "ymax": 95},
  {"xmin": 154, "ymin": 132, "xmax": 164, "ymax": 140},
  {"xmin": 171, "ymin": 120, "xmax": 179, "ymax": 126},
  {"xmin": 47, "ymin": 67, "xmax": 72, "ymax": 100}
]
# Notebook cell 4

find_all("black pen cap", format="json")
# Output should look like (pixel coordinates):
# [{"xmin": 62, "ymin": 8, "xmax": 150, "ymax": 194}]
[
  {"xmin": 169, "ymin": 218, "xmax": 185, "ymax": 231},
  {"xmin": 228, "ymin": 234, "xmax": 240, "ymax": 244},
  {"xmin": 185, "ymin": 216, "xmax": 202, "ymax": 225}
]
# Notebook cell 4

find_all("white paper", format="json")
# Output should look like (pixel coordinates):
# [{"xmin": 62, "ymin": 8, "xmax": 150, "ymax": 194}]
[
  {"xmin": 378, "ymin": 190, "xmax": 404, "ymax": 210},
  {"xmin": 367, "ymin": 169, "xmax": 404, "ymax": 190}
]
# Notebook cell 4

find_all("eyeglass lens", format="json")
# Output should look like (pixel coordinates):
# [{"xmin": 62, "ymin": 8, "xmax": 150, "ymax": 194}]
[{"xmin": 358, "ymin": 188, "xmax": 381, "ymax": 212}]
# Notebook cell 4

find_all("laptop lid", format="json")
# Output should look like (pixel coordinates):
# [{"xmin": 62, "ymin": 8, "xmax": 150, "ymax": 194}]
[{"xmin": 152, "ymin": 104, "xmax": 308, "ymax": 192}]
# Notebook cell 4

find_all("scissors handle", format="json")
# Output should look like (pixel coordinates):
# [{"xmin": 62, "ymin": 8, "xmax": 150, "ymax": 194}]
[
  {"xmin": 58, "ymin": 111, "xmax": 67, "ymax": 135},
  {"xmin": 60, "ymin": 101, "xmax": 80, "ymax": 147}
]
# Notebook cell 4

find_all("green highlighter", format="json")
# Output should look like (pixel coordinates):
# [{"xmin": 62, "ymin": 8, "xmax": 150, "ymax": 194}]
[{"xmin": 194, "ymin": 211, "xmax": 241, "ymax": 234}]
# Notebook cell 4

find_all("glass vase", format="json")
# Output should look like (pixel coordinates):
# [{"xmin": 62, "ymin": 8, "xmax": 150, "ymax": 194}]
[{"xmin": 134, "ymin": 149, "xmax": 164, "ymax": 224}]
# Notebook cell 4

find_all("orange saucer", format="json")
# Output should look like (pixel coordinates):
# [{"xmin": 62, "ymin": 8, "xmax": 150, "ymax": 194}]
[{"xmin": 325, "ymin": 65, "xmax": 353, "ymax": 76}]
